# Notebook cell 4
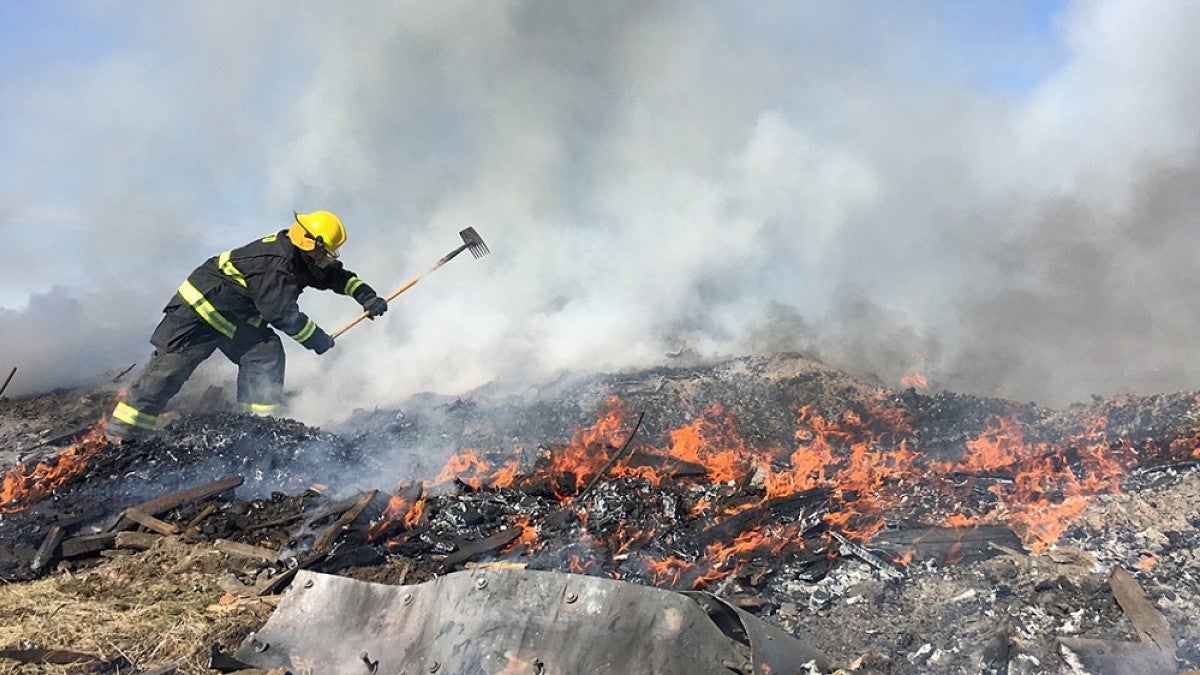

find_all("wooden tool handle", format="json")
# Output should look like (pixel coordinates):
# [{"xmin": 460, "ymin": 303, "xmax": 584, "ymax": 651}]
[{"xmin": 330, "ymin": 244, "xmax": 467, "ymax": 340}]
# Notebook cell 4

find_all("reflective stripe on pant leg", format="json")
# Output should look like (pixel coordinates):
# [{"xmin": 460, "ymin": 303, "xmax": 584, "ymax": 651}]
[
  {"xmin": 112, "ymin": 401, "xmax": 157, "ymax": 429},
  {"xmin": 239, "ymin": 402, "xmax": 279, "ymax": 416}
]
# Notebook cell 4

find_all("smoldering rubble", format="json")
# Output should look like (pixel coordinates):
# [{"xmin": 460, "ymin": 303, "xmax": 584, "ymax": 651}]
[{"xmin": 1, "ymin": 352, "xmax": 1198, "ymax": 674}]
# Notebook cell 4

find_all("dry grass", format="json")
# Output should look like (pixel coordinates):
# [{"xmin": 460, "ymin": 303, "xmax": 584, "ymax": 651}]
[{"xmin": 0, "ymin": 539, "xmax": 272, "ymax": 675}]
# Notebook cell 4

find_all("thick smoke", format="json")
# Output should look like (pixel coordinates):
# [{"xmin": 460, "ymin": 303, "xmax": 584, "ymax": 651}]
[{"xmin": 3, "ymin": 0, "xmax": 1199, "ymax": 418}]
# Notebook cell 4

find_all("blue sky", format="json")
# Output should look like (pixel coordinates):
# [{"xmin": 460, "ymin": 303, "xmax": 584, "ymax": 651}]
[{"xmin": 3, "ymin": 1, "xmax": 1199, "ymax": 414}]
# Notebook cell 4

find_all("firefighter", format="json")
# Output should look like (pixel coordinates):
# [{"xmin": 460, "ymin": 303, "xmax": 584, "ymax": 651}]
[{"xmin": 105, "ymin": 210, "xmax": 387, "ymax": 443}]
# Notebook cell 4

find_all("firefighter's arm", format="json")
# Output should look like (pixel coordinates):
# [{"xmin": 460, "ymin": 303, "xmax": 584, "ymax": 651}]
[
  {"xmin": 334, "ymin": 266, "xmax": 388, "ymax": 319},
  {"xmin": 254, "ymin": 269, "xmax": 336, "ymax": 353}
]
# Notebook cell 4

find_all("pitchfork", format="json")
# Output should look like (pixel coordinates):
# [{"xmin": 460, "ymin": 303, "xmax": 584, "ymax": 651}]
[{"xmin": 332, "ymin": 227, "xmax": 489, "ymax": 339}]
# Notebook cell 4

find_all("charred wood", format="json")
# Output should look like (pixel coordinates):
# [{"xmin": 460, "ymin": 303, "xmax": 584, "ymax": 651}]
[
  {"xmin": 311, "ymin": 489, "xmax": 377, "ymax": 554},
  {"xmin": 870, "ymin": 523, "xmax": 1025, "ymax": 565},
  {"xmin": 111, "ymin": 363, "xmax": 137, "ymax": 382},
  {"xmin": 105, "ymin": 476, "xmax": 244, "ymax": 532},
  {"xmin": 311, "ymin": 542, "xmax": 387, "ymax": 574},
  {"xmin": 441, "ymin": 527, "xmax": 524, "ymax": 570},
  {"xmin": 124, "ymin": 508, "xmax": 180, "ymax": 535},
  {"xmin": 1058, "ymin": 637, "xmax": 1176, "ymax": 675},
  {"xmin": 1110, "ymin": 567, "xmax": 1177, "ymax": 666},
  {"xmin": 183, "ymin": 503, "xmax": 218, "ymax": 538},
  {"xmin": 831, "ymin": 531, "xmax": 904, "ymax": 580},
  {"xmin": 0, "ymin": 648, "xmax": 100, "ymax": 666},
  {"xmin": 692, "ymin": 490, "xmax": 829, "ymax": 551},
  {"xmin": 213, "ymin": 538, "xmax": 279, "ymax": 562},
  {"xmin": 60, "ymin": 532, "xmax": 118, "ymax": 558},
  {"xmin": 115, "ymin": 531, "xmax": 161, "ymax": 551},
  {"xmin": 30, "ymin": 524, "xmax": 65, "ymax": 573},
  {"xmin": 12, "ymin": 425, "xmax": 94, "ymax": 458},
  {"xmin": 622, "ymin": 450, "xmax": 709, "ymax": 477},
  {"xmin": 577, "ymin": 411, "xmax": 645, "ymax": 500}
]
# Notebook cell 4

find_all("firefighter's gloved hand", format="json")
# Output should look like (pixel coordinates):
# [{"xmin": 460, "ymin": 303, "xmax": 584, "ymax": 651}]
[
  {"xmin": 309, "ymin": 331, "xmax": 335, "ymax": 355},
  {"xmin": 362, "ymin": 295, "xmax": 388, "ymax": 319}
]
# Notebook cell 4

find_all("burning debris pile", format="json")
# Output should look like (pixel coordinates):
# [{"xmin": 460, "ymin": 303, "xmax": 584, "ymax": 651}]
[{"xmin": 2, "ymin": 352, "xmax": 1199, "ymax": 673}]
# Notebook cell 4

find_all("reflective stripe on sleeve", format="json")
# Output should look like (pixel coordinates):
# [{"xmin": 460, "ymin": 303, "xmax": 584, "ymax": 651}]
[
  {"xmin": 290, "ymin": 318, "xmax": 317, "ymax": 343},
  {"xmin": 177, "ymin": 280, "xmax": 237, "ymax": 339},
  {"xmin": 113, "ymin": 402, "xmax": 157, "ymax": 430},
  {"xmin": 344, "ymin": 276, "xmax": 365, "ymax": 296},
  {"xmin": 217, "ymin": 251, "xmax": 248, "ymax": 287},
  {"xmin": 261, "ymin": 233, "xmax": 278, "ymax": 243}
]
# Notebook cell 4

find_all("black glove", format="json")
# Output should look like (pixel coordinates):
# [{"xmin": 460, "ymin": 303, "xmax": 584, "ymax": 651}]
[
  {"xmin": 308, "ymin": 330, "xmax": 335, "ymax": 355},
  {"xmin": 362, "ymin": 295, "xmax": 388, "ymax": 319}
]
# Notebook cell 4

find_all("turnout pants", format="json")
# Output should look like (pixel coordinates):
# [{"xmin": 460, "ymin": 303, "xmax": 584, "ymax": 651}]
[{"xmin": 109, "ymin": 304, "xmax": 285, "ymax": 439}]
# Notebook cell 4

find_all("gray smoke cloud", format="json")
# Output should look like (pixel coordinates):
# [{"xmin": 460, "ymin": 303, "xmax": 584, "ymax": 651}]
[{"xmin": 3, "ymin": 0, "xmax": 1199, "ymax": 418}]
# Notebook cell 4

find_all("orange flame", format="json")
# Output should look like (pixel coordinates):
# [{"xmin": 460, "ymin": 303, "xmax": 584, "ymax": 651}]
[
  {"xmin": 502, "ymin": 517, "xmax": 541, "ymax": 553},
  {"xmin": 656, "ymin": 404, "xmax": 752, "ymax": 484},
  {"xmin": 364, "ymin": 391, "xmax": 1200, "ymax": 588},
  {"xmin": 1, "ymin": 422, "xmax": 108, "ymax": 514},
  {"xmin": 764, "ymin": 401, "xmax": 916, "ymax": 541},
  {"xmin": 900, "ymin": 367, "xmax": 928, "ymax": 390},
  {"xmin": 944, "ymin": 413, "xmax": 1133, "ymax": 552},
  {"xmin": 543, "ymin": 396, "xmax": 629, "ymax": 497}
]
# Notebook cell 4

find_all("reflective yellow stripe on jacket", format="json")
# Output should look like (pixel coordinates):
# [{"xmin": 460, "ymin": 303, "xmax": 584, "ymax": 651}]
[
  {"xmin": 217, "ymin": 251, "xmax": 247, "ymax": 287},
  {"xmin": 290, "ymin": 318, "xmax": 317, "ymax": 343},
  {"xmin": 178, "ymin": 280, "xmax": 237, "ymax": 339},
  {"xmin": 344, "ymin": 276, "xmax": 365, "ymax": 296},
  {"xmin": 216, "ymin": 252, "xmax": 265, "ymax": 326}
]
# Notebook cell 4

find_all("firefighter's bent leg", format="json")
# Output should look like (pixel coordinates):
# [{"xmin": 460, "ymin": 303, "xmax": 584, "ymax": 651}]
[
  {"xmin": 108, "ymin": 313, "xmax": 218, "ymax": 441},
  {"xmin": 222, "ymin": 325, "xmax": 284, "ymax": 417}
]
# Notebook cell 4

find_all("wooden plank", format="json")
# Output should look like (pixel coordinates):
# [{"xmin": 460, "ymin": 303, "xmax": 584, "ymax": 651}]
[
  {"xmin": 307, "ymin": 493, "xmax": 369, "ymax": 524},
  {"xmin": 1110, "ymin": 567, "xmax": 1176, "ymax": 661},
  {"xmin": 61, "ymin": 533, "xmax": 118, "ymax": 558},
  {"xmin": 124, "ymin": 508, "xmax": 180, "ymax": 535},
  {"xmin": 183, "ymin": 504, "xmax": 218, "ymax": 537},
  {"xmin": 1059, "ymin": 637, "xmax": 1174, "ymax": 675},
  {"xmin": 12, "ymin": 426, "xmax": 96, "ymax": 458},
  {"xmin": 0, "ymin": 648, "xmax": 97, "ymax": 665},
  {"xmin": 441, "ymin": 527, "xmax": 523, "ymax": 569},
  {"xmin": 311, "ymin": 490, "xmax": 378, "ymax": 554},
  {"xmin": 106, "ymin": 476, "xmax": 243, "ymax": 532},
  {"xmin": 213, "ymin": 539, "xmax": 278, "ymax": 562},
  {"xmin": 871, "ymin": 523, "xmax": 1025, "ymax": 565},
  {"xmin": 115, "ymin": 531, "xmax": 161, "ymax": 551},
  {"xmin": 30, "ymin": 525, "xmax": 65, "ymax": 573}
]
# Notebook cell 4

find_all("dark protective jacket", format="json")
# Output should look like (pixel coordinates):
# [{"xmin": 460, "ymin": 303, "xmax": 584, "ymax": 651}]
[{"xmin": 172, "ymin": 230, "xmax": 377, "ymax": 350}]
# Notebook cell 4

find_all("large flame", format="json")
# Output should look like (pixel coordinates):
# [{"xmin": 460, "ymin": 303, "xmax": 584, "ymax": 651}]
[
  {"xmin": 1, "ymin": 421, "xmax": 109, "ymax": 514},
  {"xmin": 371, "ymin": 393, "xmax": 1200, "ymax": 588}
]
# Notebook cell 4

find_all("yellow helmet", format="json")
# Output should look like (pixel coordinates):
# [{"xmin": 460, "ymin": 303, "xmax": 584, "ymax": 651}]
[{"xmin": 289, "ymin": 210, "xmax": 347, "ymax": 256}]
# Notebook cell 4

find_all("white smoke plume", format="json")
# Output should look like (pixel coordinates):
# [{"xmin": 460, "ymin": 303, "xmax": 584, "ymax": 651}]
[{"xmin": 3, "ymin": 0, "xmax": 1199, "ymax": 420}]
